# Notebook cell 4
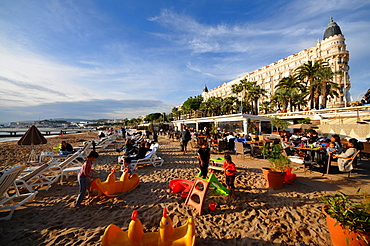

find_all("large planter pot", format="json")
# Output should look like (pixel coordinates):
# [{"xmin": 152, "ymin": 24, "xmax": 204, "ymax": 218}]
[
  {"xmin": 322, "ymin": 207, "xmax": 370, "ymax": 246},
  {"xmin": 262, "ymin": 167, "xmax": 285, "ymax": 189}
]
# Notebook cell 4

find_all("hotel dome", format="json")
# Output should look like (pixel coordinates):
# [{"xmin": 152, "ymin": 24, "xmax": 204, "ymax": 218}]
[{"xmin": 323, "ymin": 17, "xmax": 343, "ymax": 40}]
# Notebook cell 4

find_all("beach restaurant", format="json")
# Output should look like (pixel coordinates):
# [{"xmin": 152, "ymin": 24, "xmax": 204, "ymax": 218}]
[{"xmin": 172, "ymin": 113, "xmax": 271, "ymax": 134}]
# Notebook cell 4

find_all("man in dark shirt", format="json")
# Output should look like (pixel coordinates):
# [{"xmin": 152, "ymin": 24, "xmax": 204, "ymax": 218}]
[{"xmin": 60, "ymin": 141, "xmax": 74, "ymax": 155}]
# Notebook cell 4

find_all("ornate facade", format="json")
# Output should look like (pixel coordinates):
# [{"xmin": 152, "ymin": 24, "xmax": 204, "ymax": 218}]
[{"xmin": 202, "ymin": 17, "xmax": 350, "ymax": 109}]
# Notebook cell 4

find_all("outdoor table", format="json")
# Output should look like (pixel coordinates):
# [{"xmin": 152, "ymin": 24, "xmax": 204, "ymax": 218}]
[{"xmin": 293, "ymin": 146, "xmax": 326, "ymax": 166}]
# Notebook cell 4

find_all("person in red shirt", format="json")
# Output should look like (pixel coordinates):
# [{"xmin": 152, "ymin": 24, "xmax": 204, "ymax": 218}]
[
  {"xmin": 75, "ymin": 151, "xmax": 99, "ymax": 208},
  {"xmin": 223, "ymin": 154, "xmax": 236, "ymax": 190}
]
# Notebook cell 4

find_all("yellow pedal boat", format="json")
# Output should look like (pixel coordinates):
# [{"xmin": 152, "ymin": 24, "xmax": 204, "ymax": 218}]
[
  {"xmin": 90, "ymin": 170, "xmax": 140, "ymax": 197},
  {"xmin": 101, "ymin": 208, "xmax": 196, "ymax": 246}
]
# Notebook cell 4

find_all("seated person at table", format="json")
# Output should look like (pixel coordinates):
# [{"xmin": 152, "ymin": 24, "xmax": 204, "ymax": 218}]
[
  {"xmin": 326, "ymin": 142, "xmax": 341, "ymax": 156},
  {"xmin": 330, "ymin": 135, "xmax": 343, "ymax": 154},
  {"xmin": 337, "ymin": 138, "xmax": 359, "ymax": 172},
  {"xmin": 60, "ymin": 141, "xmax": 74, "ymax": 155},
  {"xmin": 307, "ymin": 131, "xmax": 318, "ymax": 144},
  {"xmin": 281, "ymin": 136, "xmax": 296, "ymax": 156}
]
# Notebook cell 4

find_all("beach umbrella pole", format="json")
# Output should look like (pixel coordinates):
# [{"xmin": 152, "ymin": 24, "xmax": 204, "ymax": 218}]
[{"xmin": 28, "ymin": 144, "xmax": 37, "ymax": 163}]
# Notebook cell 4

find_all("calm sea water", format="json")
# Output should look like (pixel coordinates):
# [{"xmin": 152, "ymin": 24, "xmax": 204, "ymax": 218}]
[{"xmin": 0, "ymin": 128, "xmax": 91, "ymax": 143}]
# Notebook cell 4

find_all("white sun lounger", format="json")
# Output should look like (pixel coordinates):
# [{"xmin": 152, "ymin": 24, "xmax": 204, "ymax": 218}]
[{"xmin": 0, "ymin": 165, "xmax": 38, "ymax": 221}]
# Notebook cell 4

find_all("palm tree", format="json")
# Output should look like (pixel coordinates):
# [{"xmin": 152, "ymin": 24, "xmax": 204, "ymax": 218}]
[
  {"xmin": 171, "ymin": 107, "xmax": 181, "ymax": 120},
  {"xmin": 259, "ymin": 101, "xmax": 274, "ymax": 114},
  {"xmin": 316, "ymin": 66, "xmax": 341, "ymax": 108},
  {"xmin": 275, "ymin": 75, "xmax": 303, "ymax": 112},
  {"xmin": 295, "ymin": 60, "xmax": 327, "ymax": 109},
  {"xmin": 292, "ymin": 92, "xmax": 309, "ymax": 111},
  {"xmin": 272, "ymin": 88, "xmax": 290, "ymax": 112},
  {"xmin": 206, "ymin": 97, "xmax": 223, "ymax": 116},
  {"xmin": 245, "ymin": 81, "xmax": 267, "ymax": 115},
  {"xmin": 232, "ymin": 79, "xmax": 249, "ymax": 112},
  {"xmin": 221, "ymin": 96, "xmax": 237, "ymax": 115}
]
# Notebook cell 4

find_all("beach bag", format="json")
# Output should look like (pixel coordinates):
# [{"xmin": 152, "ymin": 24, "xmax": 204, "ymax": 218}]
[{"xmin": 284, "ymin": 169, "xmax": 296, "ymax": 184}]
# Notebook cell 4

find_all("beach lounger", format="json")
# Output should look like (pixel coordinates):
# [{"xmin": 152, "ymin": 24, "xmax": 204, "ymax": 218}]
[
  {"xmin": 48, "ymin": 153, "xmax": 83, "ymax": 184},
  {"xmin": 14, "ymin": 163, "xmax": 59, "ymax": 192},
  {"xmin": 0, "ymin": 165, "xmax": 38, "ymax": 220},
  {"xmin": 37, "ymin": 141, "xmax": 92, "ymax": 164},
  {"xmin": 119, "ymin": 144, "xmax": 164, "ymax": 170}
]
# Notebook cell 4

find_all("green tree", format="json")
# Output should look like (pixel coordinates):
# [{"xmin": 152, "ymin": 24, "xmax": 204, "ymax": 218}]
[
  {"xmin": 275, "ymin": 75, "xmax": 303, "ymax": 112},
  {"xmin": 182, "ymin": 96, "xmax": 203, "ymax": 118},
  {"xmin": 259, "ymin": 101, "xmax": 274, "ymax": 114},
  {"xmin": 232, "ymin": 78, "xmax": 251, "ymax": 113},
  {"xmin": 171, "ymin": 107, "xmax": 181, "ymax": 120},
  {"xmin": 316, "ymin": 66, "xmax": 341, "ymax": 108},
  {"xmin": 144, "ymin": 113, "xmax": 162, "ymax": 122},
  {"xmin": 272, "ymin": 88, "xmax": 290, "ymax": 112},
  {"xmin": 245, "ymin": 81, "xmax": 266, "ymax": 115},
  {"xmin": 269, "ymin": 116, "xmax": 290, "ymax": 132},
  {"xmin": 295, "ymin": 60, "xmax": 327, "ymax": 109},
  {"xmin": 207, "ymin": 97, "xmax": 223, "ymax": 116},
  {"xmin": 221, "ymin": 96, "xmax": 237, "ymax": 115}
]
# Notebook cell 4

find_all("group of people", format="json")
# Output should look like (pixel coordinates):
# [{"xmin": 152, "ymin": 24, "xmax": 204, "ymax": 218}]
[
  {"xmin": 281, "ymin": 132, "xmax": 361, "ymax": 173},
  {"xmin": 178, "ymin": 125, "xmax": 237, "ymax": 192},
  {"xmin": 75, "ymin": 130, "xmax": 159, "ymax": 208},
  {"xmin": 197, "ymin": 139, "xmax": 237, "ymax": 192}
]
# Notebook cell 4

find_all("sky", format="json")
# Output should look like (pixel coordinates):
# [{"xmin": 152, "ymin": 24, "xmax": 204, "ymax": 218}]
[{"xmin": 0, "ymin": 0, "xmax": 369, "ymax": 123}]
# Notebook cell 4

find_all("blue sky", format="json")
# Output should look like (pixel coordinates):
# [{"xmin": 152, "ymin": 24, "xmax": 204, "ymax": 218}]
[{"xmin": 0, "ymin": 0, "xmax": 369, "ymax": 123}]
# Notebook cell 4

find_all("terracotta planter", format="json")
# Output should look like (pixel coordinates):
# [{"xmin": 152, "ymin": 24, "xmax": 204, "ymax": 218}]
[
  {"xmin": 262, "ymin": 168, "xmax": 285, "ymax": 189},
  {"xmin": 322, "ymin": 207, "xmax": 370, "ymax": 246}
]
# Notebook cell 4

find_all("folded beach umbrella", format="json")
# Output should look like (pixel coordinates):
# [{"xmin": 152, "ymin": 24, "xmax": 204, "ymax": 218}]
[{"xmin": 18, "ymin": 125, "xmax": 47, "ymax": 162}]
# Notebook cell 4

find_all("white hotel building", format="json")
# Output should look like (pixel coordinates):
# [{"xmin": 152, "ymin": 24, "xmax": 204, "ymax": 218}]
[{"xmin": 202, "ymin": 17, "xmax": 350, "ymax": 109}]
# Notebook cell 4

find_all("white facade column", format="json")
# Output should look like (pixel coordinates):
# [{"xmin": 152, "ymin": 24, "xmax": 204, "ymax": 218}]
[{"xmin": 243, "ymin": 118, "xmax": 248, "ymax": 134}]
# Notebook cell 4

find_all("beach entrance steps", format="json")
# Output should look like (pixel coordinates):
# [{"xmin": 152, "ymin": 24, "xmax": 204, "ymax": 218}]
[{"xmin": 185, "ymin": 178, "xmax": 210, "ymax": 216}]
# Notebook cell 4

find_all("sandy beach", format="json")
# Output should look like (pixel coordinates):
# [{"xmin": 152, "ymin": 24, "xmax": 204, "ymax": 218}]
[{"xmin": 0, "ymin": 132, "xmax": 369, "ymax": 245}]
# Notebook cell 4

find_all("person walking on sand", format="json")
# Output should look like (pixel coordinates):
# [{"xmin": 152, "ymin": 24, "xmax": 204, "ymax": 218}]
[
  {"xmin": 197, "ymin": 141, "xmax": 210, "ymax": 179},
  {"xmin": 223, "ymin": 154, "xmax": 236, "ymax": 190},
  {"xmin": 75, "ymin": 151, "xmax": 99, "ymax": 208},
  {"xmin": 180, "ymin": 125, "xmax": 191, "ymax": 154}
]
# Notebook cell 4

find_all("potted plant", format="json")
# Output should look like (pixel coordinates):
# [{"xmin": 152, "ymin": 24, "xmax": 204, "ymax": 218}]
[
  {"xmin": 261, "ymin": 144, "xmax": 291, "ymax": 189},
  {"xmin": 320, "ymin": 191, "xmax": 370, "ymax": 246}
]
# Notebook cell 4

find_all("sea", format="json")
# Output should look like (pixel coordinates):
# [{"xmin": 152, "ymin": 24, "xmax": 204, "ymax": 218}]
[{"xmin": 0, "ymin": 128, "xmax": 92, "ymax": 143}]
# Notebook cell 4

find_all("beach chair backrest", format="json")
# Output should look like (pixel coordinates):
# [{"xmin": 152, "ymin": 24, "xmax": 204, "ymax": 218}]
[
  {"xmin": 57, "ymin": 153, "xmax": 79, "ymax": 169},
  {"xmin": 144, "ymin": 146, "xmax": 158, "ymax": 159},
  {"xmin": 0, "ymin": 166, "xmax": 25, "ymax": 196},
  {"xmin": 21, "ymin": 164, "xmax": 49, "ymax": 182}
]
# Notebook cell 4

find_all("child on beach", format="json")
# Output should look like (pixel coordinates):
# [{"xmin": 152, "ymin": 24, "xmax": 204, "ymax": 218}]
[
  {"xmin": 197, "ymin": 141, "xmax": 210, "ymax": 179},
  {"xmin": 75, "ymin": 151, "xmax": 99, "ymax": 208},
  {"xmin": 121, "ymin": 157, "xmax": 135, "ymax": 174},
  {"xmin": 223, "ymin": 154, "xmax": 236, "ymax": 190}
]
